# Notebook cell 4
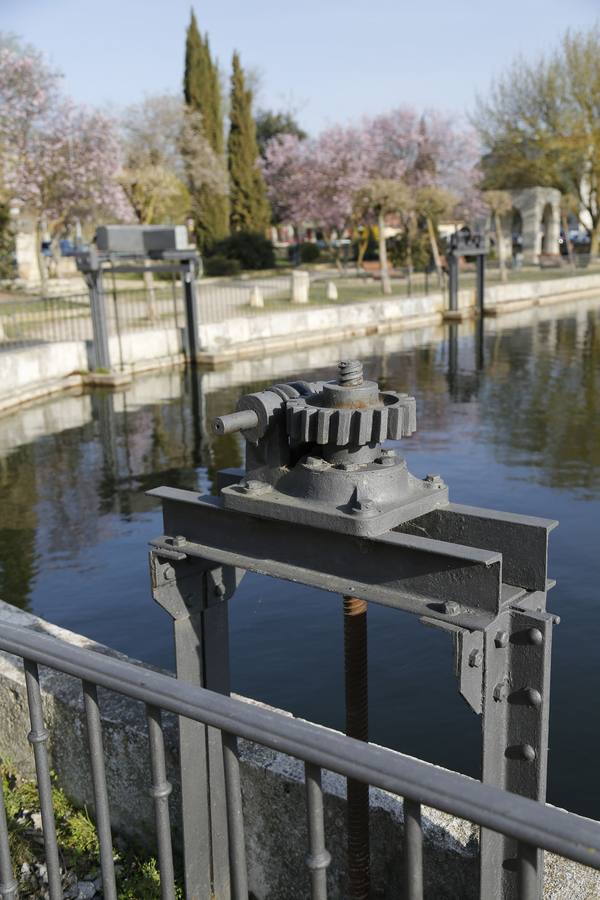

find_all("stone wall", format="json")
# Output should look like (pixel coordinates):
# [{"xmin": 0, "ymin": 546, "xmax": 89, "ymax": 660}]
[{"xmin": 0, "ymin": 601, "xmax": 598, "ymax": 898}]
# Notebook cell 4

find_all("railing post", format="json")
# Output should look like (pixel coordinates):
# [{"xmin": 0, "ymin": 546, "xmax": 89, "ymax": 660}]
[
  {"xmin": 182, "ymin": 258, "xmax": 200, "ymax": 362},
  {"xmin": 480, "ymin": 608, "xmax": 554, "ymax": 900},
  {"xmin": 150, "ymin": 551, "xmax": 239, "ymax": 900},
  {"xmin": 476, "ymin": 253, "xmax": 485, "ymax": 316}
]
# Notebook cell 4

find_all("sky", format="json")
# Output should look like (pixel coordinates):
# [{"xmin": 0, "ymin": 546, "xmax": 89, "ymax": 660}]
[{"xmin": 2, "ymin": 0, "xmax": 598, "ymax": 134}]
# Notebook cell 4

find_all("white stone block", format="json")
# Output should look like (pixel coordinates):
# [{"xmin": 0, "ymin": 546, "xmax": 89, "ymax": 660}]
[
  {"xmin": 326, "ymin": 281, "xmax": 338, "ymax": 301},
  {"xmin": 291, "ymin": 270, "xmax": 310, "ymax": 304},
  {"xmin": 249, "ymin": 286, "xmax": 264, "ymax": 308}
]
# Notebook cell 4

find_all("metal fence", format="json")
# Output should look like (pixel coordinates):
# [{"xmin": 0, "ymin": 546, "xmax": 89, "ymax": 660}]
[{"xmin": 0, "ymin": 621, "xmax": 599, "ymax": 900}]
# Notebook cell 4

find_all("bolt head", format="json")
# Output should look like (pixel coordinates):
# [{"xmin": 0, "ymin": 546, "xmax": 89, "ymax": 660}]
[
  {"xmin": 494, "ymin": 630, "xmax": 509, "ymax": 648},
  {"xmin": 493, "ymin": 682, "xmax": 508, "ymax": 702},
  {"xmin": 524, "ymin": 688, "xmax": 542, "ymax": 708},
  {"xmin": 443, "ymin": 600, "xmax": 460, "ymax": 616},
  {"xmin": 163, "ymin": 565, "xmax": 175, "ymax": 581},
  {"xmin": 172, "ymin": 535, "xmax": 186, "ymax": 548},
  {"xmin": 519, "ymin": 744, "xmax": 536, "ymax": 761},
  {"xmin": 469, "ymin": 649, "xmax": 483, "ymax": 668}
]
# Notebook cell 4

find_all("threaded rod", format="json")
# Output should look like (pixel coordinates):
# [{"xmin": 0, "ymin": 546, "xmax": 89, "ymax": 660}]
[
  {"xmin": 338, "ymin": 360, "xmax": 363, "ymax": 386},
  {"xmin": 343, "ymin": 595, "xmax": 370, "ymax": 900}
]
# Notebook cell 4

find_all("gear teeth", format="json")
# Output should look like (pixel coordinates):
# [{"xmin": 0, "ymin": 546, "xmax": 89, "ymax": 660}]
[
  {"xmin": 373, "ymin": 407, "xmax": 388, "ymax": 442},
  {"xmin": 286, "ymin": 391, "xmax": 416, "ymax": 445},
  {"xmin": 337, "ymin": 409, "xmax": 352, "ymax": 445},
  {"xmin": 356, "ymin": 408, "xmax": 373, "ymax": 444},
  {"xmin": 316, "ymin": 408, "xmax": 330, "ymax": 443}
]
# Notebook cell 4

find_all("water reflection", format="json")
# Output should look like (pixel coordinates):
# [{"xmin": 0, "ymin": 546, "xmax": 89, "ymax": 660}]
[{"xmin": 0, "ymin": 297, "xmax": 599, "ymax": 816}]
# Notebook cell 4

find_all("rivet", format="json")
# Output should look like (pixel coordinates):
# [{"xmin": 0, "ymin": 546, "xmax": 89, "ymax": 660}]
[
  {"xmin": 519, "ymin": 744, "xmax": 536, "ymax": 761},
  {"xmin": 469, "ymin": 649, "xmax": 483, "ymax": 668},
  {"xmin": 494, "ymin": 630, "xmax": 509, "ymax": 648},
  {"xmin": 493, "ymin": 682, "xmax": 508, "ymax": 702},
  {"xmin": 552, "ymin": 615, "xmax": 561, "ymax": 626},
  {"xmin": 443, "ymin": 600, "xmax": 460, "ymax": 616},
  {"xmin": 524, "ymin": 688, "xmax": 542, "ymax": 708},
  {"xmin": 527, "ymin": 628, "xmax": 543, "ymax": 645}
]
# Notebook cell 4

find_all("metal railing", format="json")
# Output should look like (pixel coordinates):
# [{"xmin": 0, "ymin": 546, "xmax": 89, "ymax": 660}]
[{"xmin": 0, "ymin": 622, "xmax": 599, "ymax": 900}]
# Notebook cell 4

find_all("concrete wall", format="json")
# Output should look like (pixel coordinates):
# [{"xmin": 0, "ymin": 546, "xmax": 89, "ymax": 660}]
[
  {"xmin": 2, "ymin": 271, "xmax": 600, "ymax": 415},
  {"xmin": 0, "ymin": 601, "xmax": 597, "ymax": 898}
]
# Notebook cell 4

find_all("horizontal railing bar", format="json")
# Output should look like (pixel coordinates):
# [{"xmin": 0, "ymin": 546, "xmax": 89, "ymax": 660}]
[{"xmin": 2, "ymin": 623, "xmax": 600, "ymax": 871}]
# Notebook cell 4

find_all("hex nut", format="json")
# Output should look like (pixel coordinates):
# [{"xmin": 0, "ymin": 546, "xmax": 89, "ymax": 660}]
[
  {"xmin": 469, "ymin": 649, "xmax": 483, "ymax": 668},
  {"xmin": 443, "ymin": 601, "xmax": 460, "ymax": 616}
]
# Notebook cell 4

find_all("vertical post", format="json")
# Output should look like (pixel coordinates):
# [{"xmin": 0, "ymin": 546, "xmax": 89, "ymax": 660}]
[
  {"xmin": 343, "ymin": 595, "xmax": 370, "ymax": 900},
  {"xmin": 88, "ymin": 262, "xmax": 111, "ymax": 371},
  {"xmin": 476, "ymin": 253, "xmax": 485, "ymax": 316},
  {"xmin": 182, "ymin": 257, "xmax": 200, "ymax": 362},
  {"xmin": 448, "ymin": 251, "xmax": 458, "ymax": 312},
  {"xmin": 150, "ymin": 551, "xmax": 236, "ymax": 900},
  {"xmin": 480, "ymin": 608, "xmax": 553, "ymax": 900}
]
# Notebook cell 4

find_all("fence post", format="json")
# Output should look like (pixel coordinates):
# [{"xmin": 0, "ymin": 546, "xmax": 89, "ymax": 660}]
[
  {"xmin": 448, "ymin": 251, "xmax": 458, "ymax": 312},
  {"xmin": 182, "ymin": 258, "xmax": 200, "ymax": 362}
]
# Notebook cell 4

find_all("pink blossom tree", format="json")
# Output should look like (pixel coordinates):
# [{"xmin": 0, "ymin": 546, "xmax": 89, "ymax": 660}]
[{"xmin": 1, "ymin": 35, "xmax": 131, "ymax": 290}]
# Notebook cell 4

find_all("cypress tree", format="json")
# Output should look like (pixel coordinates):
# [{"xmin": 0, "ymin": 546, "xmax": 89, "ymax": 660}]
[
  {"xmin": 183, "ymin": 10, "xmax": 229, "ymax": 249},
  {"xmin": 227, "ymin": 51, "xmax": 270, "ymax": 233}
]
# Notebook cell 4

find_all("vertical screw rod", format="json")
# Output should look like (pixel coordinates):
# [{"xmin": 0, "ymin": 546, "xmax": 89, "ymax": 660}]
[{"xmin": 343, "ymin": 596, "xmax": 370, "ymax": 900}]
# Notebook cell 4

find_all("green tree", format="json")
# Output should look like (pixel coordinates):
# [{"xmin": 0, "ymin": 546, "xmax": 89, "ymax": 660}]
[
  {"xmin": 254, "ymin": 108, "xmax": 307, "ymax": 157},
  {"xmin": 183, "ymin": 10, "xmax": 228, "ymax": 249},
  {"xmin": 0, "ymin": 201, "xmax": 14, "ymax": 278},
  {"xmin": 227, "ymin": 52, "xmax": 270, "ymax": 232},
  {"xmin": 475, "ymin": 25, "xmax": 600, "ymax": 254}
]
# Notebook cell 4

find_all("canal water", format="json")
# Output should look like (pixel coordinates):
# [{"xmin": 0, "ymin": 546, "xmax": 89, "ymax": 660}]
[{"xmin": 0, "ymin": 298, "xmax": 599, "ymax": 819}]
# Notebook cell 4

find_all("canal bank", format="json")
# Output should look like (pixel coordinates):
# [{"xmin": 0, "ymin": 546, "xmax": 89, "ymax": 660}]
[{"xmin": 1, "ymin": 269, "xmax": 600, "ymax": 415}]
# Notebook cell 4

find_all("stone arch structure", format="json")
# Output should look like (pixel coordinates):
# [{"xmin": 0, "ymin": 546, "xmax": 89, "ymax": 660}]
[{"xmin": 507, "ymin": 187, "xmax": 561, "ymax": 263}]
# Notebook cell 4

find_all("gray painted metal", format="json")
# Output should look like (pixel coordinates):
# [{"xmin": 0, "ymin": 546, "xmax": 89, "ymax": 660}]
[
  {"xmin": 222, "ymin": 732, "xmax": 248, "ymax": 900},
  {"xmin": 480, "ymin": 607, "xmax": 553, "ymax": 900},
  {"xmin": 446, "ymin": 232, "xmax": 488, "ymax": 312},
  {"xmin": 148, "ymin": 488, "xmax": 505, "ymax": 627},
  {"xmin": 149, "ymin": 553, "xmax": 232, "ymax": 899},
  {"xmin": 1, "ymin": 623, "xmax": 597, "ymax": 874},
  {"xmin": 403, "ymin": 799, "xmax": 424, "ymax": 900},
  {"xmin": 82, "ymin": 681, "xmax": 117, "ymax": 900},
  {"xmin": 304, "ymin": 762, "xmax": 330, "ymax": 900},
  {"xmin": 23, "ymin": 659, "xmax": 63, "ymax": 900},
  {"xmin": 146, "ymin": 705, "xmax": 176, "ymax": 900},
  {"xmin": 182, "ymin": 258, "xmax": 201, "ymax": 361},
  {"xmin": 95, "ymin": 225, "xmax": 190, "ymax": 255},
  {"xmin": 397, "ymin": 503, "xmax": 557, "ymax": 594}
]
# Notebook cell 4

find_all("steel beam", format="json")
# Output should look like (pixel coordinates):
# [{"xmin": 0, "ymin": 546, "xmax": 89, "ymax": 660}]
[
  {"xmin": 148, "ymin": 487, "xmax": 505, "ymax": 628},
  {"xmin": 397, "ymin": 503, "xmax": 557, "ymax": 593},
  {"xmin": 480, "ymin": 607, "xmax": 553, "ymax": 900},
  {"xmin": 150, "ymin": 550, "xmax": 238, "ymax": 900}
]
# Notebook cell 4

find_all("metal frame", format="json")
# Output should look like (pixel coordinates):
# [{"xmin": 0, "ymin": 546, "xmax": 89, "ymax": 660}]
[
  {"xmin": 76, "ymin": 241, "xmax": 202, "ymax": 371},
  {"xmin": 148, "ymin": 476, "xmax": 557, "ymax": 900},
  {"xmin": 0, "ymin": 621, "xmax": 598, "ymax": 900},
  {"xmin": 446, "ymin": 232, "xmax": 487, "ymax": 314}
]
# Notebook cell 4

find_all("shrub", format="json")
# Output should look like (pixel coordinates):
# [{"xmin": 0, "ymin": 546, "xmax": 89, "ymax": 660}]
[
  {"xmin": 204, "ymin": 255, "xmax": 242, "ymax": 277},
  {"xmin": 211, "ymin": 231, "xmax": 275, "ymax": 270},
  {"xmin": 299, "ymin": 242, "xmax": 320, "ymax": 263}
]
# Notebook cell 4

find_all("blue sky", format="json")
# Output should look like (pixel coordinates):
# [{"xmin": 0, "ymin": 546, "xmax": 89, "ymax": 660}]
[{"xmin": 2, "ymin": 0, "xmax": 598, "ymax": 133}]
